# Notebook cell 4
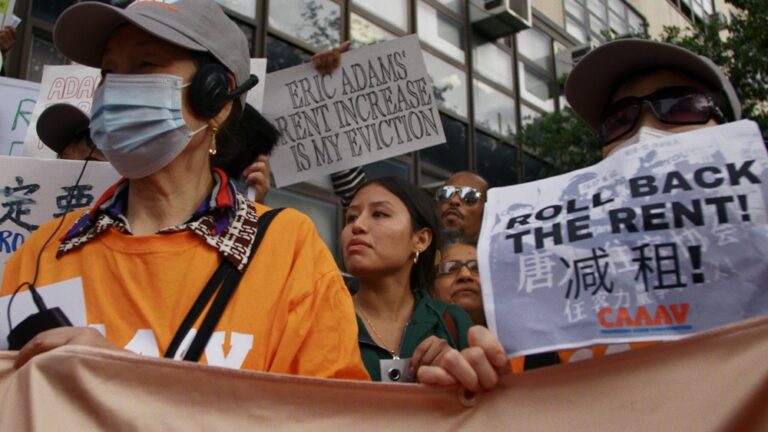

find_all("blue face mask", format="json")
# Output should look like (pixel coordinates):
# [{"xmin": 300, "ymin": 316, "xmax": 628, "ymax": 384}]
[{"xmin": 90, "ymin": 73, "xmax": 208, "ymax": 179}]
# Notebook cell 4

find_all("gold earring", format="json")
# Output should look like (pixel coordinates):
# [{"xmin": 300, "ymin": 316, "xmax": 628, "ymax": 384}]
[
  {"xmin": 209, "ymin": 126, "xmax": 218, "ymax": 156},
  {"xmin": 413, "ymin": 250, "xmax": 420, "ymax": 264}
]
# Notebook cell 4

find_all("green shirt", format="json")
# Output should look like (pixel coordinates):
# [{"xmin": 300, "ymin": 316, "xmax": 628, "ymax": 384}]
[{"xmin": 357, "ymin": 289, "xmax": 473, "ymax": 381}]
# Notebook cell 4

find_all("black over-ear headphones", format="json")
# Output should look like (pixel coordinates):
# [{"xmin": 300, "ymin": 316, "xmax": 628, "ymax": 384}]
[{"xmin": 188, "ymin": 63, "xmax": 260, "ymax": 119}]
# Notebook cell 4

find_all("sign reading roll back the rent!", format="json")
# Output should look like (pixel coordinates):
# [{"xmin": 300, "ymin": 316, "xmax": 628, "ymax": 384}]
[
  {"xmin": 478, "ymin": 120, "xmax": 768, "ymax": 358},
  {"xmin": 263, "ymin": 35, "xmax": 445, "ymax": 187}
]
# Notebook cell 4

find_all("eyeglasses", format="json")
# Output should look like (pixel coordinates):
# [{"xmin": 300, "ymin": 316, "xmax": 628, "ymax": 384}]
[
  {"xmin": 435, "ymin": 186, "xmax": 483, "ymax": 205},
  {"xmin": 437, "ymin": 260, "xmax": 479, "ymax": 276},
  {"xmin": 598, "ymin": 86, "xmax": 726, "ymax": 146}
]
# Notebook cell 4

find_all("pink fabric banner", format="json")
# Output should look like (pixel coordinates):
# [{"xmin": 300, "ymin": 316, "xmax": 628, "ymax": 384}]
[{"xmin": 1, "ymin": 316, "xmax": 767, "ymax": 431}]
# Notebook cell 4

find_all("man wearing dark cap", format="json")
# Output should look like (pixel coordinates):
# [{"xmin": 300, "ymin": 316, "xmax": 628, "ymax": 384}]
[
  {"xmin": 566, "ymin": 39, "xmax": 741, "ymax": 158},
  {"xmin": 36, "ymin": 103, "xmax": 107, "ymax": 161}
]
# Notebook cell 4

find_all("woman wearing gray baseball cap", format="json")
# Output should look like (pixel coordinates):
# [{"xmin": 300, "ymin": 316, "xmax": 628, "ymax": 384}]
[{"xmin": 2, "ymin": 0, "xmax": 370, "ymax": 380}]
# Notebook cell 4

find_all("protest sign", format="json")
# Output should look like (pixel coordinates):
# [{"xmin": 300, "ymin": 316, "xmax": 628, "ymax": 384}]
[
  {"xmin": 0, "ymin": 156, "xmax": 119, "ymax": 281},
  {"xmin": 263, "ymin": 34, "xmax": 445, "ymax": 187},
  {"xmin": 0, "ymin": 0, "xmax": 16, "ymax": 28},
  {"xmin": 0, "ymin": 77, "xmax": 39, "ymax": 156},
  {"xmin": 22, "ymin": 64, "xmax": 101, "ymax": 158},
  {"xmin": 478, "ymin": 120, "xmax": 768, "ymax": 358}
]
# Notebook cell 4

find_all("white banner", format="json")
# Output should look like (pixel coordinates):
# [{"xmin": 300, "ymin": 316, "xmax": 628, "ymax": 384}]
[
  {"xmin": 22, "ymin": 65, "xmax": 101, "ymax": 158},
  {"xmin": 0, "ymin": 156, "xmax": 119, "ymax": 281},
  {"xmin": 478, "ymin": 120, "xmax": 768, "ymax": 358},
  {"xmin": 263, "ymin": 35, "xmax": 445, "ymax": 187},
  {"xmin": 0, "ymin": 77, "xmax": 39, "ymax": 157}
]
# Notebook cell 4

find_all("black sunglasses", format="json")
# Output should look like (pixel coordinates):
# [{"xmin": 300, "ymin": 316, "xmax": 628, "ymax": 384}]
[
  {"xmin": 435, "ymin": 186, "xmax": 483, "ymax": 205},
  {"xmin": 437, "ymin": 260, "xmax": 479, "ymax": 276},
  {"xmin": 598, "ymin": 86, "xmax": 726, "ymax": 146}
]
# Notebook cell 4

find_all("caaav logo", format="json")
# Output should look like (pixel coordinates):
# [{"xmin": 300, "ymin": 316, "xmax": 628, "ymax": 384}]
[{"xmin": 598, "ymin": 304, "xmax": 691, "ymax": 334}]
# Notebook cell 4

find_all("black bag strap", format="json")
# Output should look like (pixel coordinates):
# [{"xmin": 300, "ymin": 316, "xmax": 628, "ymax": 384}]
[{"xmin": 164, "ymin": 208, "xmax": 284, "ymax": 361}]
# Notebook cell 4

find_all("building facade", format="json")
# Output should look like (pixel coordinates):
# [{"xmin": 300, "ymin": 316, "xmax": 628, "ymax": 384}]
[{"xmin": 2, "ymin": 0, "xmax": 729, "ymax": 258}]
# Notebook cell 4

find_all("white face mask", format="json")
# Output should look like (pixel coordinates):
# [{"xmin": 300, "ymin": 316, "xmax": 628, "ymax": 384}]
[
  {"xmin": 90, "ymin": 73, "xmax": 208, "ymax": 179},
  {"xmin": 610, "ymin": 127, "xmax": 673, "ymax": 154}
]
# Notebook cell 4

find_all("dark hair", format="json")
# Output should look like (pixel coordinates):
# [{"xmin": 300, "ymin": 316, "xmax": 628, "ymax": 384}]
[
  {"xmin": 439, "ymin": 229, "xmax": 477, "ymax": 253},
  {"xmin": 353, "ymin": 176, "xmax": 442, "ymax": 291},
  {"xmin": 210, "ymin": 103, "xmax": 279, "ymax": 178}
]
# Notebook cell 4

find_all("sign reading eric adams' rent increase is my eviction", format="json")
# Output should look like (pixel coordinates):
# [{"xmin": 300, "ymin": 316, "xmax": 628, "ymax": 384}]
[
  {"xmin": 263, "ymin": 35, "xmax": 445, "ymax": 187},
  {"xmin": 478, "ymin": 120, "xmax": 768, "ymax": 358}
]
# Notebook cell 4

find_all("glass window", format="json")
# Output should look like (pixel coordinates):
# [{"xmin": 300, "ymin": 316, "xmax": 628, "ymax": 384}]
[
  {"xmin": 628, "ymin": 12, "xmax": 644, "ymax": 33},
  {"xmin": 417, "ymin": 1, "xmax": 465, "ymax": 62},
  {"xmin": 565, "ymin": 16, "xmax": 588, "ymax": 43},
  {"xmin": 268, "ymin": 0, "xmax": 340, "ymax": 51},
  {"xmin": 27, "ymin": 34, "xmax": 69, "ymax": 83},
  {"xmin": 476, "ymin": 132, "xmax": 518, "ymax": 188},
  {"xmin": 587, "ymin": 0, "xmax": 607, "ymax": 20},
  {"xmin": 236, "ymin": 20, "xmax": 256, "ymax": 53},
  {"xmin": 352, "ymin": 0, "xmax": 408, "ymax": 31},
  {"xmin": 608, "ymin": 0, "xmax": 625, "ymax": 14},
  {"xmin": 435, "ymin": 0, "xmax": 462, "ymax": 14},
  {"xmin": 472, "ymin": 36, "xmax": 514, "ymax": 89},
  {"xmin": 419, "ymin": 113, "xmax": 468, "ymax": 173},
  {"xmin": 263, "ymin": 189, "xmax": 340, "ymax": 259},
  {"xmin": 517, "ymin": 28, "xmax": 553, "ymax": 73},
  {"xmin": 363, "ymin": 159, "xmax": 410, "ymax": 180},
  {"xmin": 520, "ymin": 103, "xmax": 541, "ymax": 126},
  {"xmin": 565, "ymin": 0, "xmax": 585, "ymax": 19},
  {"xmin": 524, "ymin": 153, "xmax": 549, "ymax": 181},
  {"xmin": 216, "ymin": 0, "xmax": 257, "ymax": 18},
  {"xmin": 565, "ymin": 0, "xmax": 644, "ymax": 39},
  {"xmin": 422, "ymin": 50, "xmax": 468, "ymax": 118},
  {"xmin": 350, "ymin": 13, "xmax": 396, "ymax": 49},
  {"xmin": 473, "ymin": 80, "xmax": 516, "ymax": 137},
  {"xmin": 518, "ymin": 63, "xmax": 555, "ymax": 112},
  {"xmin": 266, "ymin": 36, "xmax": 312, "ymax": 73},
  {"xmin": 31, "ymin": 0, "xmax": 77, "ymax": 23}
]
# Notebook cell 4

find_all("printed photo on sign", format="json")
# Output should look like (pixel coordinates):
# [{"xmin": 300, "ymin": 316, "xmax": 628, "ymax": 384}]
[
  {"xmin": 0, "ymin": 156, "xmax": 120, "ymax": 281},
  {"xmin": 0, "ymin": 77, "xmax": 39, "ymax": 157},
  {"xmin": 263, "ymin": 34, "xmax": 445, "ymax": 187},
  {"xmin": 477, "ymin": 120, "xmax": 768, "ymax": 358}
]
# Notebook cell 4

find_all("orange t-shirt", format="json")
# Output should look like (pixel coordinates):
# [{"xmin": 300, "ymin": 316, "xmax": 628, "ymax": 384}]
[{"xmin": 2, "ymin": 204, "xmax": 369, "ymax": 380}]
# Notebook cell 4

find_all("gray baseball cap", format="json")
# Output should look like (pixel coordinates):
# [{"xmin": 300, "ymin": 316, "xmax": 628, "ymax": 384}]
[
  {"xmin": 565, "ymin": 39, "xmax": 741, "ymax": 130},
  {"xmin": 53, "ymin": 0, "xmax": 250, "ymax": 106},
  {"xmin": 36, "ymin": 103, "xmax": 90, "ymax": 155}
]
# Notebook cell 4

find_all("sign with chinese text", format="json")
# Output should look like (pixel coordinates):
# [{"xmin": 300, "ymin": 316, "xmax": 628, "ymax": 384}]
[
  {"xmin": 0, "ymin": 77, "xmax": 39, "ymax": 157},
  {"xmin": 263, "ymin": 34, "xmax": 445, "ymax": 187},
  {"xmin": 22, "ymin": 65, "xmax": 101, "ymax": 158},
  {"xmin": 478, "ymin": 120, "xmax": 768, "ymax": 357},
  {"xmin": 0, "ymin": 156, "xmax": 119, "ymax": 281}
]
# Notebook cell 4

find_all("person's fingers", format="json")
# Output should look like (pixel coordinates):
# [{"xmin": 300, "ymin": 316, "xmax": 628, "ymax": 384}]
[
  {"xmin": 416, "ymin": 365, "xmax": 457, "ymax": 387},
  {"xmin": 245, "ymin": 171, "xmax": 267, "ymax": 189},
  {"xmin": 461, "ymin": 346, "xmax": 498, "ymax": 391},
  {"xmin": 338, "ymin": 40, "xmax": 351, "ymax": 53},
  {"xmin": 242, "ymin": 161, "xmax": 267, "ymax": 178},
  {"xmin": 436, "ymin": 349, "xmax": 479, "ymax": 391},
  {"xmin": 410, "ymin": 337, "xmax": 432, "ymax": 370},
  {"xmin": 467, "ymin": 325, "xmax": 509, "ymax": 371},
  {"xmin": 421, "ymin": 338, "xmax": 450, "ymax": 367}
]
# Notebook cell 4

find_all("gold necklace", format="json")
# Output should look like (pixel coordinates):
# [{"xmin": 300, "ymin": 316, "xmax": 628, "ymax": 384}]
[{"xmin": 355, "ymin": 296, "xmax": 402, "ymax": 359}]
